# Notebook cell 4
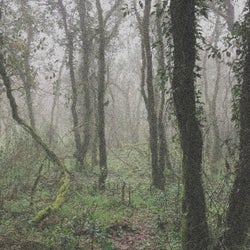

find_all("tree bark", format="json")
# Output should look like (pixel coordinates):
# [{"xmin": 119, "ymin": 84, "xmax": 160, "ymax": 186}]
[
  {"xmin": 58, "ymin": 0, "xmax": 82, "ymax": 167},
  {"xmin": 20, "ymin": 0, "xmax": 36, "ymax": 129},
  {"xmin": 96, "ymin": 0, "xmax": 108, "ymax": 190},
  {"xmin": 156, "ymin": 0, "xmax": 172, "ymax": 174},
  {"xmin": 135, "ymin": 0, "xmax": 165, "ymax": 190},
  {"xmin": 218, "ymin": 3, "xmax": 250, "ymax": 248},
  {"xmin": 77, "ymin": 0, "xmax": 92, "ymax": 165},
  {"xmin": 170, "ymin": 0, "xmax": 209, "ymax": 249}
]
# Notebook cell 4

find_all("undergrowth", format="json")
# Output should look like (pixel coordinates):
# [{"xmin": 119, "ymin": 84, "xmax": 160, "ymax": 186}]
[{"xmin": 0, "ymin": 137, "xmax": 243, "ymax": 249}]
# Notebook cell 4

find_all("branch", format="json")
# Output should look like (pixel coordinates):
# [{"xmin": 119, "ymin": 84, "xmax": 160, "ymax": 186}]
[
  {"xmin": 0, "ymin": 15, "xmax": 70, "ymax": 223},
  {"xmin": 104, "ymin": 0, "xmax": 123, "ymax": 26}
]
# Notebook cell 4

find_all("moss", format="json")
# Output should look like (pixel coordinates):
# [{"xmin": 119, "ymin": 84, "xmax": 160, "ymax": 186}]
[
  {"xmin": 51, "ymin": 175, "xmax": 70, "ymax": 211},
  {"xmin": 32, "ymin": 174, "xmax": 70, "ymax": 224},
  {"xmin": 1, "ymin": 41, "xmax": 72, "ymax": 225},
  {"xmin": 32, "ymin": 207, "xmax": 51, "ymax": 224}
]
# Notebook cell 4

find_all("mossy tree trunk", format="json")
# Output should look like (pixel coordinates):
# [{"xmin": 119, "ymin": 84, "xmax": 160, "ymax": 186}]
[
  {"xmin": 0, "ymin": 10, "xmax": 70, "ymax": 224},
  {"xmin": 218, "ymin": 3, "xmax": 250, "ymax": 249},
  {"xmin": 0, "ymin": 51, "xmax": 70, "ymax": 224},
  {"xmin": 156, "ymin": 0, "xmax": 172, "ymax": 175},
  {"xmin": 77, "ymin": 0, "xmax": 93, "ymax": 169},
  {"xmin": 170, "ymin": 0, "xmax": 209, "ymax": 249},
  {"xmin": 95, "ymin": 0, "xmax": 123, "ymax": 190}
]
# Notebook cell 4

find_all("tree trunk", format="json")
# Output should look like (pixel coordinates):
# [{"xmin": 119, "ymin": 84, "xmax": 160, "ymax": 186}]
[
  {"xmin": 156, "ymin": 0, "xmax": 172, "ymax": 173},
  {"xmin": 218, "ymin": 4, "xmax": 250, "ymax": 249},
  {"xmin": 170, "ymin": 0, "xmax": 209, "ymax": 249},
  {"xmin": 20, "ymin": 0, "xmax": 36, "ymax": 129},
  {"xmin": 77, "ymin": 0, "xmax": 92, "ymax": 166},
  {"xmin": 96, "ymin": 0, "xmax": 108, "ymax": 190},
  {"xmin": 136, "ymin": 0, "xmax": 165, "ymax": 190},
  {"xmin": 0, "ymin": 42, "xmax": 70, "ymax": 225},
  {"xmin": 49, "ymin": 56, "xmax": 65, "ymax": 146},
  {"xmin": 58, "ymin": 0, "xmax": 83, "ymax": 167}
]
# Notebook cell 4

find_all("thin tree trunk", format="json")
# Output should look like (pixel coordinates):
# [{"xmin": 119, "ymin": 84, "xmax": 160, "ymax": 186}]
[
  {"xmin": 96, "ymin": 0, "xmax": 108, "ymax": 190},
  {"xmin": 49, "ymin": 56, "xmax": 65, "ymax": 146},
  {"xmin": 58, "ymin": 0, "xmax": 82, "ymax": 167},
  {"xmin": 156, "ymin": 0, "xmax": 171, "ymax": 172},
  {"xmin": 135, "ymin": 0, "xmax": 165, "ymax": 190},
  {"xmin": 0, "ymin": 44, "xmax": 70, "ymax": 225},
  {"xmin": 77, "ymin": 0, "xmax": 92, "ymax": 165},
  {"xmin": 21, "ymin": 0, "xmax": 36, "ymax": 129},
  {"xmin": 170, "ymin": 0, "xmax": 209, "ymax": 249}
]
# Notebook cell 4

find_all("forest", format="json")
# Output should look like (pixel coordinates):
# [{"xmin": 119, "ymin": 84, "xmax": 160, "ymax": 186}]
[{"xmin": 0, "ymin": 0, "xmax": 249, "ymax": 249}]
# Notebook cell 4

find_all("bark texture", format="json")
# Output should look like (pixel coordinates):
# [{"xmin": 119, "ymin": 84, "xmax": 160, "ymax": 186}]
[
  {"xmin": 77, "ymin": 0, "xmax": 92, "ymax": 166},
  {"xmin": 58, "ymin": 0, "xmax": 82, "ymax": 167},
  {"xmin": 218, "ymin": 3, "xmax": 250, "ymax": 248},
  {"xmin": 135, "ymin": 0, "xmax": 165, "ymax": 190},
  {"xmin": 96, "ymin": 0, "xmax": 108, "ymax": 190},
  {"xmin": 170, "ymin": 0, "xmax": 209, "ymax": 249}
]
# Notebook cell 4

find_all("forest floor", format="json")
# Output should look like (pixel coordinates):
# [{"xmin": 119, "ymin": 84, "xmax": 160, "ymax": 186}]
[
  {"xmin": 0, "ymin": 142, "xmax": 235, "ymax": 249},
  {"xmin": 0, "ymin": 172, "xmax": 180, "ymax": 249}
]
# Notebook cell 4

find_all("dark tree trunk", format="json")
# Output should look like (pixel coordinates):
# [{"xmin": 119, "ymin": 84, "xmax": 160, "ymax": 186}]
[
  {"xmin": 156, "ymin": 0, "xmax": 172, "ymax": 173},
  {"xmin": 170, "ymin": 0, "xmax": 209, "ymax": 249},
  {"xmin": 144, "ymin": 0, "xmax": 164, "ymax": 190},
  {"xmin": 96, "ymin": 0, "xmax": 107, "ymax": 190},
  {"xmin": 218, "ymin": 4, "xmax": 250, "ymax": 249},
  {"xmin": 135, "ymin": 0, "xmax": 165, "ymax": 190}
]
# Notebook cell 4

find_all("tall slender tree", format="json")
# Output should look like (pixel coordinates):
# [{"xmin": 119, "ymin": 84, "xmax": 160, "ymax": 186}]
[
  {"xmin": 96, "ymin": 0, "xmax": 108, "ymax": 190},
  {"xmin": 170, "ymin": 0, "xmax": 209, "ymax": 249},
  {"xmin": 77, "ymin": 0, "xmax": 93, "ymax": 166},
  {"xmin": 135, "ymin": 0, "xmax": 165, "ymax": 190},
  {"xmin": 96, "ymin": 0, "xmax": 123, "ymax": 190},
  {"xmin": 58, "ymin": 0, "xmax": 85, "ymax": 168},
  {"xmin": 20, "ymin": 0, "xmax": 36, "ymax": 129},
  {"xmin": 217, "ymin": 2, "xmax": 250, "ymax": 248}
]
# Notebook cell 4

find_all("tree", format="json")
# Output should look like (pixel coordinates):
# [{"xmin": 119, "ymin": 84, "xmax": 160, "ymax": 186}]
[
  {"xmin": 96, "ymin": 0, "xmax": 123, "ymax": 190},
  {"xmin": 57, "ymin": 0, "xmax": 83, "ymax": 168},
  {"xmin": 0, "ymin": 5, "xmax": 70, "ymax": 224},
  {"xmin": 96, "ymin": 0, "xmax": 108, "ymax": 190},
  {"xmin": 19, "ymin": 0, "xmax": 36, "ymax": 129},
  {"xmin": 170, "ymin": 0, "xmax": 209, "ymax": 248},
  {"xmin": 155, "ymin": 0, "xmax": 172, "ymax": 182},
  {"xmin": 135, "ymin": 0, "xmax": 165, "ymax": 190},
  {"xmin": 217, "ymin": 2, "xmax": 250, "ymax": 248}
]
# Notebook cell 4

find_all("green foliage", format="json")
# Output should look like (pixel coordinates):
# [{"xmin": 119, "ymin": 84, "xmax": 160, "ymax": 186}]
[{"xmin": 2, "ymin": 137, "xmax": 245, "ymax": 248}]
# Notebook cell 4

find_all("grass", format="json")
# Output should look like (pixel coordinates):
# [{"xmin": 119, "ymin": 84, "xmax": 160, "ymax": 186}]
[{"xmin": 0, "ymin": 138, "xmax": 242, "ymax": 249}]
